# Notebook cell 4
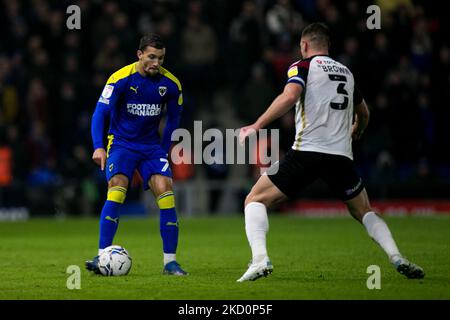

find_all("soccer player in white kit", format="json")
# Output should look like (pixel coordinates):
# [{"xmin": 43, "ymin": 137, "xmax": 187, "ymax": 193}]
[{"xmin": 237, "ymin": 23, "xmax": 425, "ymax": 282}]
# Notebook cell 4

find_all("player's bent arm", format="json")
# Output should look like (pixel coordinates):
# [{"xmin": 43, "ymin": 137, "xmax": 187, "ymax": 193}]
[
  {"xmin": 254, "ymin": 83, "xmax": 302, "ymax": 129},
  {"xmin": 352, "ymin": 99, "xmax": 370, "ymax": 140}
]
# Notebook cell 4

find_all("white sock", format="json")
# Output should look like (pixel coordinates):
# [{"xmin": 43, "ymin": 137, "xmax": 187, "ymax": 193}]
[
  {"xmin": 245, "ymin": 202, "xmax": 269, "ymax": 263},
  {"xmin": 164, "ymin": 253, "xmax": 176, "ymax": 266},
  {"xmin": 98, "ymin": 249, "xmax": 104, "ymax": 256},
  {"xmin": 362, "ymin": 211, "xmax": 401, "ymax": 260}
]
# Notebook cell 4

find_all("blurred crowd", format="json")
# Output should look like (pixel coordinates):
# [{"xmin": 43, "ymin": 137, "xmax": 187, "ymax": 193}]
[{"xmin": 0, "ymin": 0, "xmax": 449, "ymax": 215}]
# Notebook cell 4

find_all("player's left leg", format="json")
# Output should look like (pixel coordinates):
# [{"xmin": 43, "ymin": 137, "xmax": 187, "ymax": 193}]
[
  {"xmin": 322, "ymin": 154, "xmax": 424, "ymax": 279},
  {"xmin": 344, "ymin": 189, "xmax": 425, "ymax": 279},
  {"xmin": 345, "ymin": 188, "xmax": 402, "ymax": 257},
  {"xmin": 148, "ymin": 174, "xmax": 187, "ymax": 276},
  {"xmin": 237, "ymin": 174, "xmax": 288, "ymax": 282}
]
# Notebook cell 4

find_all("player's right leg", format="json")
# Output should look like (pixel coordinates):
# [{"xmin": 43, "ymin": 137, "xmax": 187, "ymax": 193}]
[
  {"xmin": 99, "ymin": 174, "xmax": 129, "ymax": 252},
  {"xmin": 85, "ymin": 174, "xmax": 129, "ymax": 274},
  {"xmin": 86, "ymin": 142, "xmax": 136, "ymax": 274},
  {"xmin": 237, "ymin": 174, "xmax": 288, "ymax": 282},
  {"xmin": 344, "ymin": 189, "xmax": 425, "ymax": 279}
]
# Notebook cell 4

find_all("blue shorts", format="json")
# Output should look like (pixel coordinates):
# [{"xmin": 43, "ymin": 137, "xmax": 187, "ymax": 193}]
[{"xmin": 106, "ymin": 142, "xmax": 172, "ymax": 190}]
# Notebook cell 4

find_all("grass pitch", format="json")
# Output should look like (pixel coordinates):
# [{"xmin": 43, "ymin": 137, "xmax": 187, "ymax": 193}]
[{"xmin": 0, "ymin": 214, "xmax": 449, "ymax": 300}]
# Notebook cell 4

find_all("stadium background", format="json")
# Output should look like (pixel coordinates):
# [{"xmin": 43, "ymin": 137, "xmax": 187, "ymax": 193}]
[{"xmin": 0, "ymin": 0, "xmax": 449, "ymax": 218}]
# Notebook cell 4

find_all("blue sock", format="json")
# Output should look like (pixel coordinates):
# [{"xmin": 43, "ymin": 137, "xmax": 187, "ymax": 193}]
[
  {"xmin": 160, "ymin": 207, "xmax": 179, "ymax": 254},
  {"xmin": 99, "ymin": 200, "xmax": 122, "ymax": 250}
]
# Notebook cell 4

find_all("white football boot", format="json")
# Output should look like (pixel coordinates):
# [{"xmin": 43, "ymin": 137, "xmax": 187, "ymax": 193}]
[{"xmin": 237, "ymin": 257, "xmax": 273, "ymax": 282}]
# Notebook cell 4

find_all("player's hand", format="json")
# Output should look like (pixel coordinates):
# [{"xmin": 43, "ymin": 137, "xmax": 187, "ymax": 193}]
[
  {"xmin": 92, "ymin": 148, "xmax": 107, "ymax": 171},
  {"xmin": 239, "ymin": 124, "xmax": 259, "ymax": 145}
]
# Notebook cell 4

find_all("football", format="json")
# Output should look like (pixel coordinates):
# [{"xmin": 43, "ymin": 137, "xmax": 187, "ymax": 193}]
[{"xmin": 98, "ymin": 245, "xmax": 132, "ymax": 276}]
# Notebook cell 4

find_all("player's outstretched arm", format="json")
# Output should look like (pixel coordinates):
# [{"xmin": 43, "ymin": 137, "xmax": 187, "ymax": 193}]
[
  {"xmin": 239, "ymin": 83, "xmax": 302, "ymax": 144},
  {"xmin": 91, "ymin": 104, "xmax": 111, "ymax": 171},
  {"xmin": 91, "ymin": 71, "xmax": 125, "ymax": 169},
  {"xmin": 352, "ymin": 99, "xmax": 370, "ymax": 141}
]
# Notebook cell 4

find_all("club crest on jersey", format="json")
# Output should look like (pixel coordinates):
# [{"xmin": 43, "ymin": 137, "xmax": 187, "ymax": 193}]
[
  {"xmin": 159, "ymin": 86, "xmax": 167, "ymax": 97},
  {"xmin": 288, "ymin": 66, "xmax": 298, "ymax": 78}
]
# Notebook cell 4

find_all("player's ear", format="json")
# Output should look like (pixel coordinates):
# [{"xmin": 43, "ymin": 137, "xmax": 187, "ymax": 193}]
[{"xmin": 137, "ymin": 50, "xmax": 143, "ymax": 59}]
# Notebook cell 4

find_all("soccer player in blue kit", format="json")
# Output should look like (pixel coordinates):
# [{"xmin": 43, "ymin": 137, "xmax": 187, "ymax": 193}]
[{"xmin": 86, "ymin": 34, "xmax": 187, "ymax": 276}]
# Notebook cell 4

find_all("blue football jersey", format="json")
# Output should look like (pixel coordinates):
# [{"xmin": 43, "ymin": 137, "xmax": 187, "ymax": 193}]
[{"xmin": 92, "ymin": 62, "xmax": 183, "ymax": 152}]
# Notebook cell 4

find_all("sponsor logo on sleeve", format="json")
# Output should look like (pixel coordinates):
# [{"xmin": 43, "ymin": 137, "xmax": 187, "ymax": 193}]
[{"xmin": 102, "ymin": 85, "xmax": 114, "ymax": 98}]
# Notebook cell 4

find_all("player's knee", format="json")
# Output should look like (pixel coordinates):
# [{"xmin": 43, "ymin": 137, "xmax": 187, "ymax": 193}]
[
  {"xmin": 245, "ymin": 192, "xmax": 255, "ymax": 207},
  {"xmin": 157, "ymin": 191, "xmax": 175, "ymax": 209},
  {"xmin": 347, "ymin": 203, "xmax": 372, "ymax": 222},
  {"xmin": 245, "ymin": 192, "xmax": 270, "ymax": 208},
  {"xmin": 345, "ymin": 188, "xmax": 372, "ymax": 222},
  {"xmin": 149, "ymin": 175, "xmax": 173, "ymax": 195},
  {"xmin": 107, "ymin": 175, "xmax": 128, "ymax": 204},
  {"xmin": 108, "ymin": 175, "xmax": 129, "ymax": 189},
  {"xmin": 107, "ymin": 186, "xmax": 127, "ymax": 204},
  {"xmin": 356, "ymin": 202, "xmax": 372, "ymax": 218}
]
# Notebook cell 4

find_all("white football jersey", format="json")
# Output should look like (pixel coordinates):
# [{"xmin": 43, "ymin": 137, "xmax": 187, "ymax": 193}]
[{"xmin": 286, "ymin": 55, "xmax": 362, "ymax": 160}]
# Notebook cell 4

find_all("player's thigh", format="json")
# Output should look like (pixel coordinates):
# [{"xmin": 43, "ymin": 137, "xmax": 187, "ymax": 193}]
[
  {"xmin": 138, "ymin": 150, "xmax": 173, "ymax": 194},
  {"xmin": 106, "ymin": 145, "xmax": 140, "ymax": 187},
  {"xmin": 148, "ymin": 174, "xmax": 173, "ymax": 197},
  {"xmin": 319, "ymin": 154, "xmax": 367, "ymax": 221},
  {"xmin": 258, "ymin": 150, "xmax": 318, "ymax": 207},
  {"xmin": 245, "ymin": 174, "xmax": 288, "ymax": 208}
]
